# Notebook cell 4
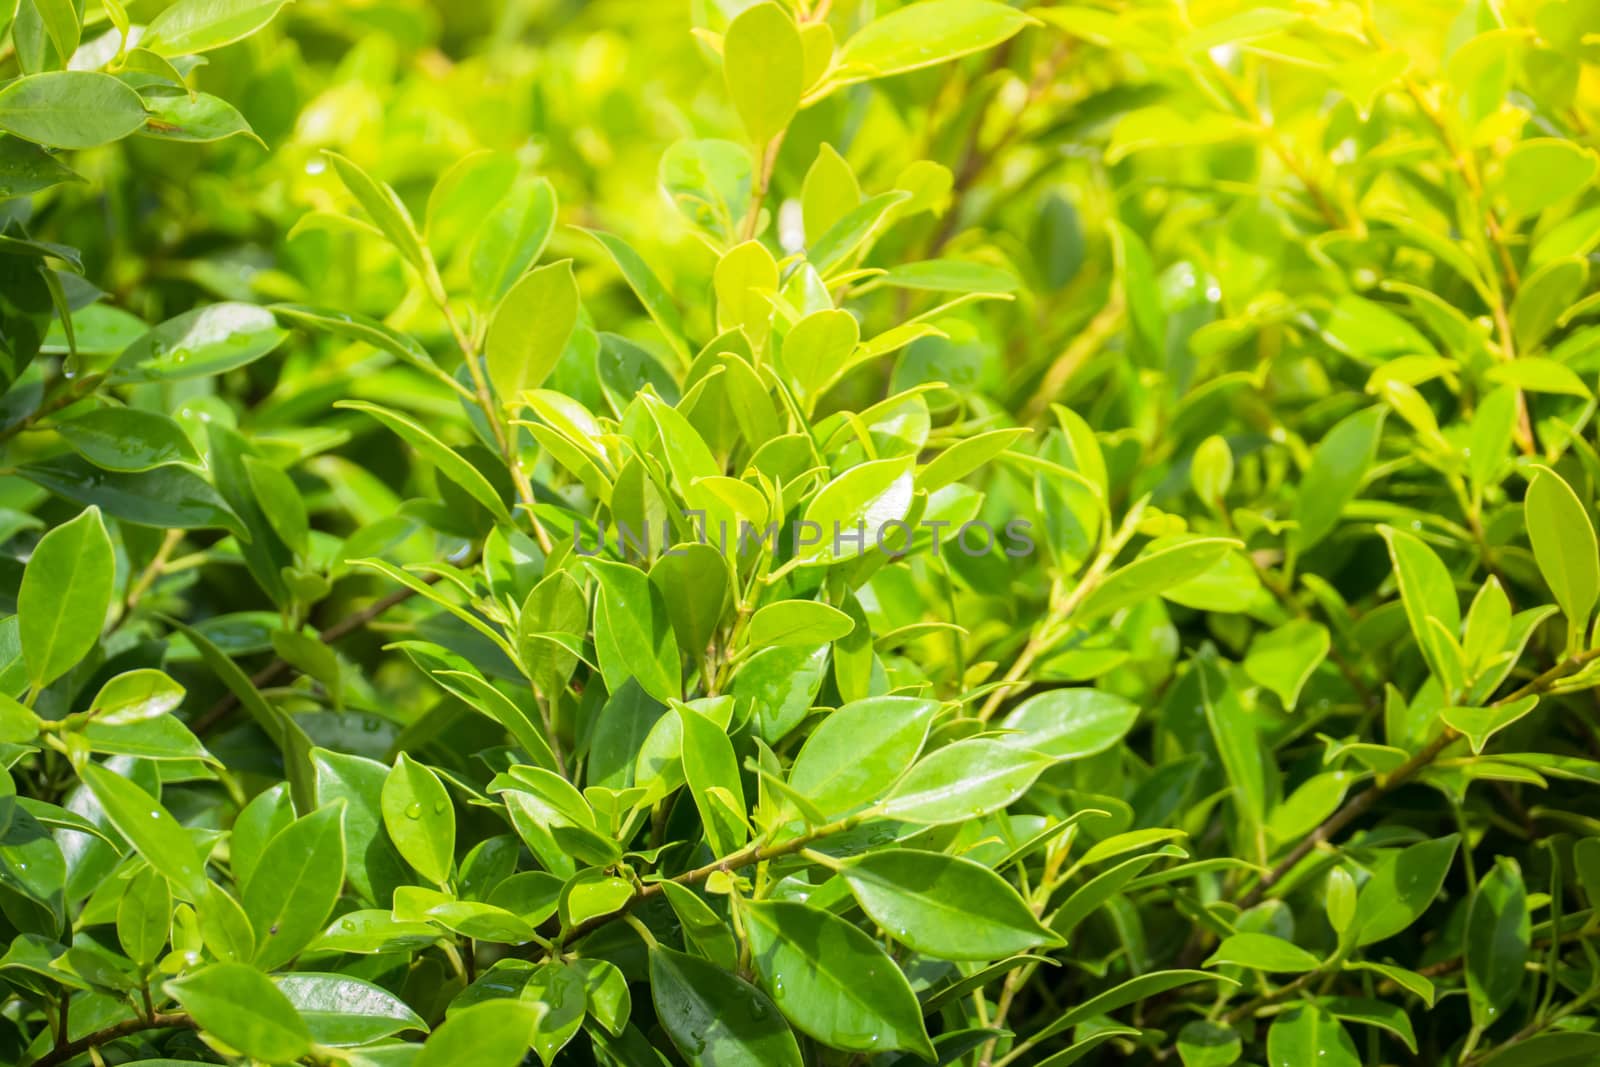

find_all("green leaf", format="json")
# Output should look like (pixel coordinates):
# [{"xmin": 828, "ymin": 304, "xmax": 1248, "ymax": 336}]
[
  {"xmin": 585, "ymin": 557, "xmax": 682, "ymax": 703},
  {"xmin": 884, "ymin": 259, "xmax": 1021, "ymax": 295},
  {"xmin": 677, "ymin": 701, "xmax": 747, "ymax": 857},
  {"xmin": 140, "ymin": 89, "xmax": 261, "ymax": 143},
  {"xmin": 1441, "ymin": 695, "xmax": 1540, "ymax": 754},
  {"xmin": 336, "ymin": 400, "xmax": 512, "ymax": 523},
  {"xmin": 472, "ymin": 178, "xmax": 558, "ymax": 307},
  {"xmin": 808, "ymin": 191, "xmax": 911, "ymax": 276},
  {"xmin": 659, "ymin": 881, "xmax": 738, "ymax": 970},
  {"xmin": 166, "ymin": 963, "xmax": 312, "ymax": 1063},
  {"xmin": 243, "ymin": 803, "xmax": 347, "ymax": 970},
  {"xmin": 572, "ymin": 957, "xmax": 630, "ymax": 1037},
  {"xmin": 1513, "ymin": 258, "xmax": 1589, "ymax": 351},
  {"xmin": 801, "ymin": 143, "xmax": 860, "ymax": 242},
  {"xmin": 0, "ymin": 72, "xmax": 147, "ymax": 150},
  {"xmin": 1486, "ymin": 355, "xmax": 1590, "ymax": 396},
  {"xmin": 170, "ymin": 620, "xmax": 317, "ymax": 814},
  {"xmin": 80, "ymin": 763, "xmax": 209, "ymax": 902},
  {"xmin": 323, "ymin": 151, "xmax": 432, "ymax": 276},
  {"xmin": 1292, "ymin": 406, "xmax": 1385, "ymax": 551},
  {"xmin": 1028, "ymin": 971, "xmax": 1233, "ymax": 1046},
  {"xmin": 30, "ymin": 0, "xmax": 80, "ymax": 71},
  {"xmin": 881, "ymin": 740, "xmax": 1053, "ymax": 824},
  {"xmin": 270, "ymin": 303, "xmax": 438, "ymax": 378},
  {"xmin": 558, "ymin": 868, "xmax": 631, "ymax": 928},
  {"xmin": 1351, "ymin": 835, "xmax": 1459, "ymax": 946},
  {"xmin": 840, "ymin": 849, "xmax": 1061, "ymax": 960},
  {"xmin": 382, "ymin": 753, "xmax": 456, "ymax": 886},
  {"xmin": 650, "ymin": 945, "xmax": 802, "ymax": 1067},
  {"xmin": 1320, "ymin": 996, "xmax": 1417, "ymax": 1055},
  {"xmin": 723, "ymin": 3, "xmax": 803, "ymax": 145},
  {"xmin": 916, "ymin": 427, "xmax": 1029, "ymax": 494},
  {"xmin": 19, "ymin": 505, "xmax": 112, "ymax": 691},
  {"xmin": 0, "ymin": 136, "xmax": 83, "ymax": 197},
  {"xmin": 487, "ymin": 259, "xmax": 579, "ymax": 405},
  {"xmin": 414, "ymin": 999, "xmax": 540, "ymax": 1067},
  {"xmin": 524, "ymin": 960, "xmax": 587, "ymax": 1064},
  {"xmin": 141, "ymin": 0, "xmax": 293, "ymax": 55},
  {"xmin": 116, "ymin": 865, "xmax": 172, "ymax": 966},
  {"xmin": 110, "ymin": 303, "xmax": 288, "ymax": 384},
  {"xmin": 1496, "ymin": 138, "xmax": 1597, "ymax": 215},
  {"xmin": 997, "ymin": 688, "xmax": 1139, "ymax": 760},
  {"xmin": 1177, "ymin": 1020, "xmax": 1242, "ymax": 1067},
  {"xmin": 1049, "ymin": 850, "xmax": 1171, "ymax": 940},
  {"xmin": 55, "ymin": 407, "xmax": 201, "ymax": 472},
  {"xmin": 747, "ymin": 599, "xmax": 854, "ymax": 649},
  {"xmin": 1205, "ymin": 932, "xmax": 1321, "ymax": 973},
  {"xmin": 1266, "ymin": 1006, "xmax": 1359, "ymax": 1067},
  {"xmin": 743, "ymin": 899, "xmax": 934, "ymax": 1058},
  {"xmin": 1525, "ymin": 465, "xmax": 1599, "ymax": 649},
  {"xmin": 580, "ymin": 228, "xmax": 688, "ymax": 359},
  {"xmin": 781, "ymin": 308, "xmax": 861, "ymax": 402},
  {"xmin": 1379, "ymin": 525, "xmax": 1463, "ymax": 688},
  {"xmin": 1199, "ymin": 657, "xmax": 1266, "ymax": 831},
  {"xmin": 1465, "ymin": 857, "xmax": 1530, "ymax": 1030},
  {"xmin": 198, "ymin": 883, "xmax": 256, "ymax": 963},
  {"xmin": 19, "ymin": 456, "xmax": 245, "ymax": 538},
  {"xmin": 276, "ymin": 972, "xmax": 429, "ymax": 1046},
  {"xmin": 1243, "ymin": 620, "xmax": 1330, "ymax": 709},
  {"xmin": 1076, "ymin": 537, "xmax": 1239, "ymax": 623},
  {"xmin": 786, "ymin": 696, "xmax": 938, "ymax": 816},
  {"xmin": 1481, "ymin": 1034, "xmax": 1600, "ymax": 1067},
  {"xmin": 800, "ymin": 457, "xmax": 915, "ymax": 563},
  {"xmin": 836, "ymin": 1, "xmax": 1036, "ymax": 85}
]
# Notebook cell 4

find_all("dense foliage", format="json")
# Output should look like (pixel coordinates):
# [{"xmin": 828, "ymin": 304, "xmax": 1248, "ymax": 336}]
[{"xmin": 5, "ymin": 0, "xmax": 1600, "ymax": 1064}]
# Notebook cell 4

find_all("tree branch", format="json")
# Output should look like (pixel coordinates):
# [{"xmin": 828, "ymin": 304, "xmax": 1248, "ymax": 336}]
[{"xmin": 29, "ymin": 1012, "xmax": 194, "ymax": 1067}]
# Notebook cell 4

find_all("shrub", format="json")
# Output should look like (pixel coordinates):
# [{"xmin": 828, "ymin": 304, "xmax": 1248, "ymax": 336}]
[{"xmin": 4, "ymin": 0, "xmax": 1600, "ymax": 1065}]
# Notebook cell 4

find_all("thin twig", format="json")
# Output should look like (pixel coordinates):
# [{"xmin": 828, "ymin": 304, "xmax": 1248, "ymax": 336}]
[
  {"xmin": 1240, "ymin": 646, "xmax": 1600, "ymax": 907},
  {"xmin": 190, "ymin": 578, "xmax": 438, "ymax": 735},
  {"xmin": 29, "ymin": 1012, "xmax": 195, "ymax": 1067}
]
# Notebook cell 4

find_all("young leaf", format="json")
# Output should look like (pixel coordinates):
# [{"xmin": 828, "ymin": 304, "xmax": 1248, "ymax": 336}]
[
  {"xmin": 1204, "ymin": 932, "xmax": 1321, "ymax": 973},
  {"xmin": 19, "ymin": 505, "xmax": 113, "ymax": 692},
  {"xmin": 723, "ymin": 3, "xmax": 803, "ymax": 146},
  {"xmin": 1351, "ymin": 835, "xmax": 1460, "ymax": 947},
  {"xmin": 835, "ymin": 1, "xmax": 1036, "ymax": 85},
  {"xmin": 1525, "ymin": 465, "xmax": 1599, "ymax": 650},
  {"xmin": 746, "ymin": 599, "xmax": 854, "ymax": 649},
  {"xmin": 486, "ymin": 259, "xmax": 579, "ymax": 405},
  {"xmin": 381, "ymin": 753, "xmax": 456, "ymax": 887}
]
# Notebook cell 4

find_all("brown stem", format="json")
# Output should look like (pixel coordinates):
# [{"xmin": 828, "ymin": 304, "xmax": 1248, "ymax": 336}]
[
  {"xmin": 123, "ymin": 530, "xmax": 184, "ymax": 614},
  {"xmin": 29, "ymin": 1012, "xmax": 195, "ymax": 1067},
  {"xmin": 740, "ymin": 131, "xmax": 787, "ymax": 243},
  {"xmin": 554, "ymin": 814, "xmax": 861, "ymax": 947},
  {"xmin": 190, "ymin": 578, "xmax": 437, "ymax": 735},
  {"xmin": 1240, "ymin": 647, "xmax": 1600, "ymax": 907}
]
